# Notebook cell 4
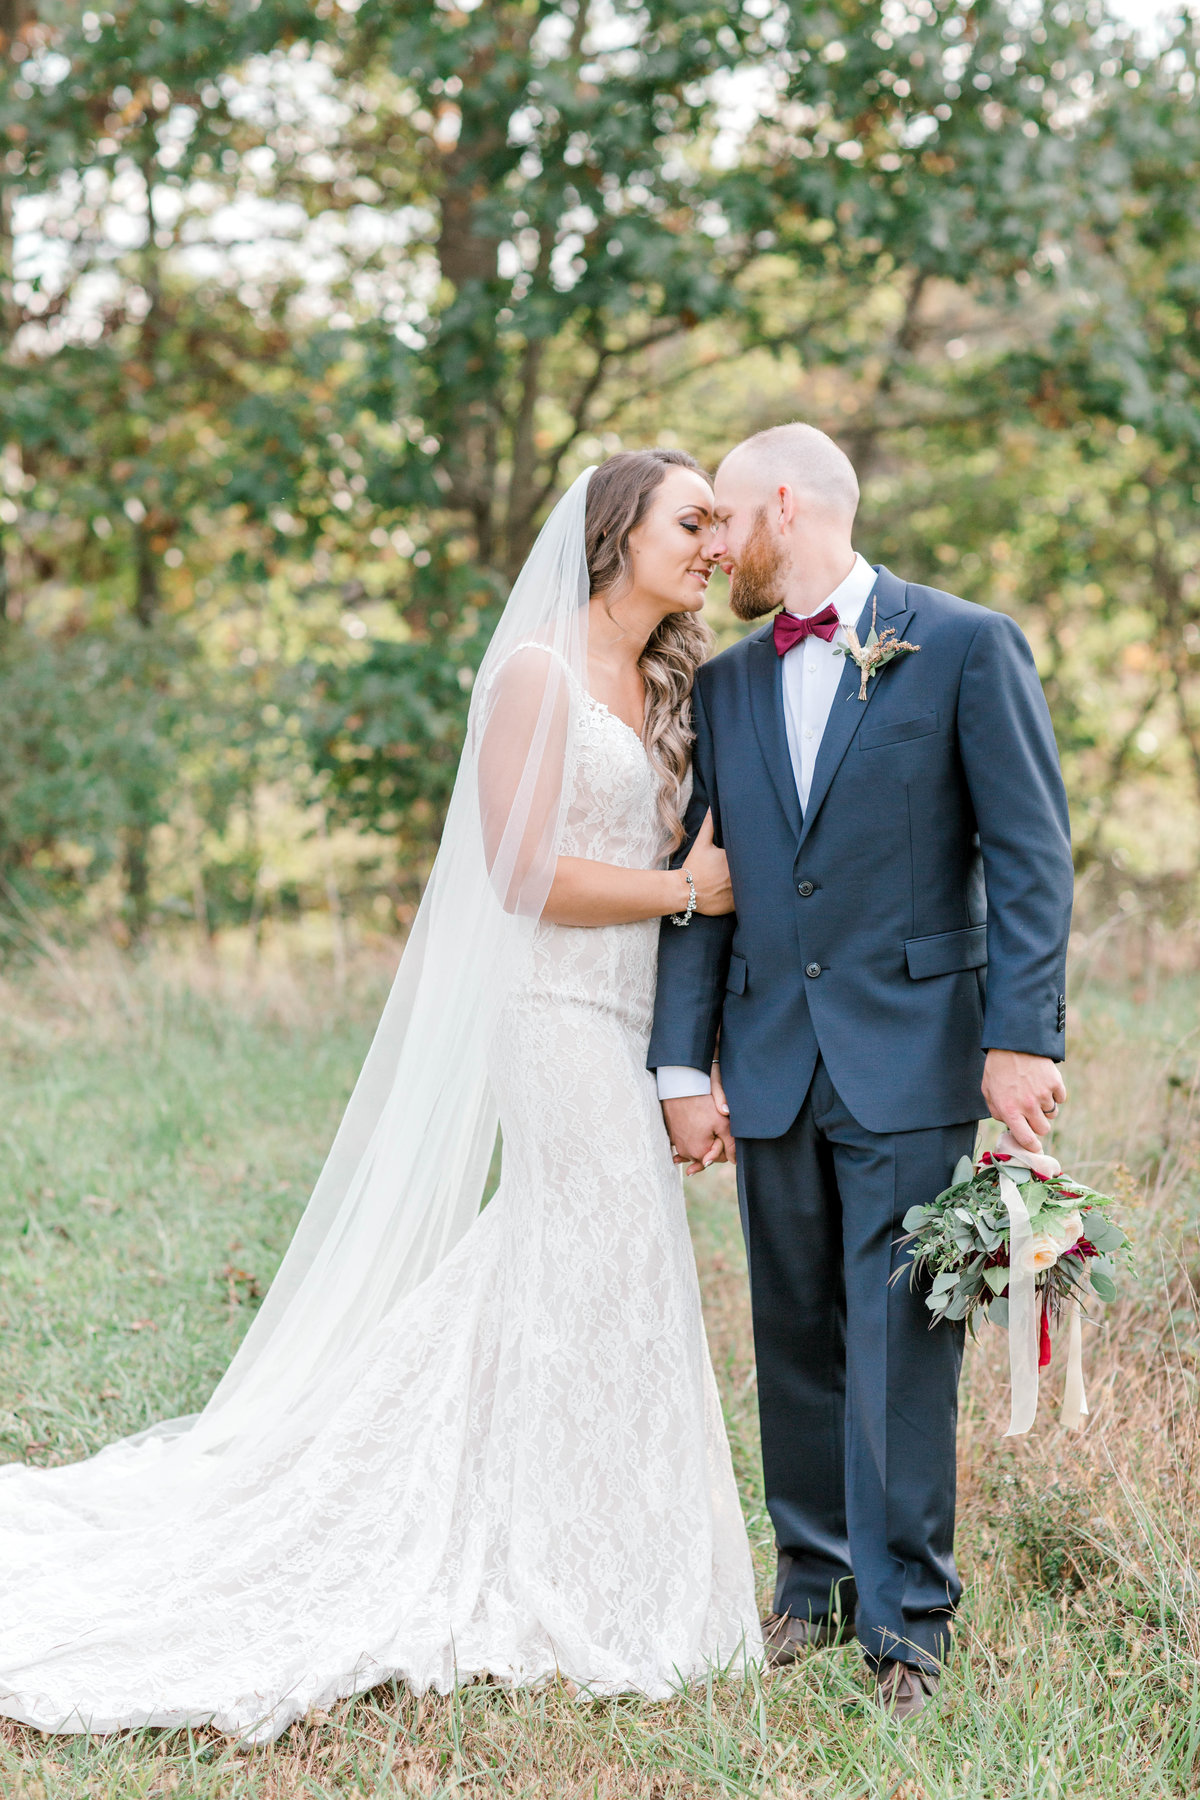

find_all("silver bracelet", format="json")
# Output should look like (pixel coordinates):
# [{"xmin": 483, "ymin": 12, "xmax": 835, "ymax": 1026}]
[{"xmin": 669, "ymin": 869, "xmax": 697, "ymax": 928}]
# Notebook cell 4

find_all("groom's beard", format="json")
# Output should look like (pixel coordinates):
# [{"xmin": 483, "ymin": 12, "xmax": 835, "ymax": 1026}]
[{"xmin": 728, "ymin": 508, "xmax": 788, "ymax": 621}]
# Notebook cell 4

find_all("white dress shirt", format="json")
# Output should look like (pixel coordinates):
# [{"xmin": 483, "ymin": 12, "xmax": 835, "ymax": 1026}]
[{"xmin": 656, "ymin": 553, "xmax": 878, "ymax": 1102}]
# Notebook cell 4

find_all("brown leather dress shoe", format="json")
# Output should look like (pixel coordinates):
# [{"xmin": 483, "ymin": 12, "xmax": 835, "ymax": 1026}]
[
  {"xmin": 761, "ymin": 1611, "xmax": 857, "ymax": 1666},
  {"xmin": 873, "ymin": 1659, "xmax": 939, "ymax": 1720}
]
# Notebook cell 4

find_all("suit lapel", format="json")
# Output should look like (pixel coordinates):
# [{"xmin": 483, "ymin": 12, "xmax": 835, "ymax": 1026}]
[
  {"xmin": 746, "ymin": 623, "xmax": 803, "ymax": 840},
  {"xmin": 797, "ymin": 566, "xmax": 913, "ymax": 850}
]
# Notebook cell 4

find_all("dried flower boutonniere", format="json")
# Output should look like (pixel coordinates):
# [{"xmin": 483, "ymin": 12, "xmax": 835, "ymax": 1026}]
[{"xmin": 833, "ymin": 597, "xmax": 920, "ymax": 700}]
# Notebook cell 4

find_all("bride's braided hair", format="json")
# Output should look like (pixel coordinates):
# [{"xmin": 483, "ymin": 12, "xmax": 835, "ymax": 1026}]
[{"xmin": 584, "ymin": 449, "xmax": 714, "ymax": 853}]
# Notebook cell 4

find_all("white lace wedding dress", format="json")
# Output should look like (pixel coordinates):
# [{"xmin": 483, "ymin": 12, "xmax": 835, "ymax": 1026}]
[{"xmin": 0, "ymin": 686, "xmax": 761, "ymax": 1742}]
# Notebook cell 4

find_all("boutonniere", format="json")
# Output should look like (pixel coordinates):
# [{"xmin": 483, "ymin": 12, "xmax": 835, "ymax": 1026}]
[{"xmin": 833, "ymin": 597, "xmax": 920, "ymax": 700}]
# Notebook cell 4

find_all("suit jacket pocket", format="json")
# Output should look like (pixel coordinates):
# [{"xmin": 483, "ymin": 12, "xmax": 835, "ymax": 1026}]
[
  {"xmin": 725, "ymin": 953, "xmax": 748, "ymax": 995},
  {"xmin": 904, "ymin": 924, "xmax": 987, "ymax": 980},
  {"xmin": 858, "ymin": 709, "xmax": 940, "ymax": 750}
]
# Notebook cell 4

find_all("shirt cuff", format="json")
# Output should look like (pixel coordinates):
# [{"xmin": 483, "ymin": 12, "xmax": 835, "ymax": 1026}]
[{"xmin": 655, "ymin": 1065, "xmax": 713, "ymax": 1100}]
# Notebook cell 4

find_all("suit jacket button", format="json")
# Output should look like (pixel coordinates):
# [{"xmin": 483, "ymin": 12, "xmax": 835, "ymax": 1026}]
[
  {"xmin": 797, "ymin": 880, "xmax": 815, "ymax": 897},
  {"xmin": 805, "ymin": 961, "xmax": 822, "ymax": 978}
]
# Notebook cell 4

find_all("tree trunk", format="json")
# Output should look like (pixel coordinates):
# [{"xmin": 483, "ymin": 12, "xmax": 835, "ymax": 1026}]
[
  {"xmin": 843, "ymin": 269, "xmax": 929, "ymax": 483},
  {"xmin": 430, "ymin": 10, "xmax": 539, "ymax": 574},
  {"xmin": 123, "ymin": 828, "xmax": 151, "ymax": 941},
  {"xmin": 133, "ymin": 522, "xmax": 160, "ymax": 626},
  {"xmin": 0, "ymin": 0, "xmax": 34, "ymax": 37},
  {"xmin": 0, "ymin": 3, "xmax": 33, "ymax": 625},
  {"xmin": 1148, "ymin": 497, "xmax": 1200, "ymax": 832}
]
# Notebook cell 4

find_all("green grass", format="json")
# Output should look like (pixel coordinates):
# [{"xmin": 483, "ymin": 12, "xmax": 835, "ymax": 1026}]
[{"xmin": 1, "ymin": 931, "xmax": 1198, "ymax": 1798}]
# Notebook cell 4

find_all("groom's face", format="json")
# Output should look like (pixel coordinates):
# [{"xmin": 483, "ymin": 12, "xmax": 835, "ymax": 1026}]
[{"xmin": 711, "ymin": 466, "xmax": 791, "ymax": 621}]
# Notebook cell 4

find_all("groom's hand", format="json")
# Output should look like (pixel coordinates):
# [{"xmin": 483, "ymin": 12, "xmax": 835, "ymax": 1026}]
[
  {"xmin": 982, "ymin": 1049, "xmax": 1066, "ymax": 1153},
  {"xmin": 662, "ymin": 1091, "xmax": 736, "ymax": 1175}
]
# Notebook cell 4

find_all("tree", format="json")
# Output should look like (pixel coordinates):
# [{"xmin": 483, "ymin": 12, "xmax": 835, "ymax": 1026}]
[
  {"xmin": 304, "ymin": 0, "xmax": 1168, "ymax": 862},
  {"xmin": 0, "ymin": 0, "xmax": 333, "ymax": 925},
  {"xmin": 829, "ymin": 6, "xmax": 1200, "ymax": 878},
  {"xmin": 2, "ymin": 0, "xmax": 1198, "ymax": 927}
]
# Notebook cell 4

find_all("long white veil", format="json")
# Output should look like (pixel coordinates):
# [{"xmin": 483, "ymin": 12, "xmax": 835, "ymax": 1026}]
[
  {"xmin": 14, "ymin": 468, "xmax": 595, "ymax": 1487},
  {"xmin": 194, "ymin": 466, "xmax": 596, "ymax": 1457}
]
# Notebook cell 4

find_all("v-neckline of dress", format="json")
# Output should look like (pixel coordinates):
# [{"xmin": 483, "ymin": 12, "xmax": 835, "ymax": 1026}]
[{"xmin": 584, "ymin": 692, "xmax": 647, "ymax": 752}]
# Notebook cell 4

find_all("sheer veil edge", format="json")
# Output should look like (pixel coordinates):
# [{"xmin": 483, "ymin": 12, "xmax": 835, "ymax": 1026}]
[{"xmin": 89, "ymin": 467, "xmax": 597, "ymax": 1481}]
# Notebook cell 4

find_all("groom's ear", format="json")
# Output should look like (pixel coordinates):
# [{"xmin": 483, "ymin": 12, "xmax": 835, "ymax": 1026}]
[{"xmin": 774, "ymin": 483, "xmax": 798, "ymax": 530}]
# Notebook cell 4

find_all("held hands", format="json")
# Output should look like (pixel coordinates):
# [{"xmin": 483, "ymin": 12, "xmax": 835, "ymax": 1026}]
[
  {"xmin": 663, "ymin": 1066, "xmax": 736, "ymax": 1175},
  {"xmin": 683, "ymin": 812, "xmax": 734, "ymax": 917},
  {"xmin": 668, "ymin": 1052, "xmax": 1064, "ymax": 1167},
  {"xmin": 981, "ymin": 1049, "xmax": 1066, "ymax": 1154}
]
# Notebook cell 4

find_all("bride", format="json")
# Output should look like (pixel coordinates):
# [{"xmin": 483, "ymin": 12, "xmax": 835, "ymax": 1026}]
[{"xmin": 0, "ymin": 450, "xmax": 762, "ymax": 1741}]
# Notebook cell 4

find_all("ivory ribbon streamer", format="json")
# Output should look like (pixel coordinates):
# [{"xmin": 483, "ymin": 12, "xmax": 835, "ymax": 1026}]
[
  {"xmin": 1060, "ymin": 1298, "xmax": 1090, "ymax": 1431},
  {"xmin": 999, "ymin": 1170, "xmax": 1040, "ymax": 1437}
]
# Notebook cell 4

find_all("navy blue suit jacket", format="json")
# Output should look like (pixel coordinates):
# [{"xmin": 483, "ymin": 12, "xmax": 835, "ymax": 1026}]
[{"xmin": 647, "ymin": 566, "xmax": 1074, "ymax": 1138}]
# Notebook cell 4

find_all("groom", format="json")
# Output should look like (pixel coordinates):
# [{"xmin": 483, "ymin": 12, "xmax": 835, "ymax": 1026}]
[{"xmin": 649, "ymin": 424, "xmax": 1073, "ymax": 1717}]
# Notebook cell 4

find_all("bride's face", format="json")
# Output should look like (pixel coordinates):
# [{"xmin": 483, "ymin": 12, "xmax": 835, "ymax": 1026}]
[{"xmin": 622, "ymin": 467, "xmax": 717, "ymax": 618}]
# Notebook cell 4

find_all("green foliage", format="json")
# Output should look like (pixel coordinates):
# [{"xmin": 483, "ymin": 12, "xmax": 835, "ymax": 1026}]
[
  {"xmin": 308, "ymin": 631, "xmax": 490, "ymax": 871},
  {"xmin": 986, "ymin": 1466, "xmax": 1117, "ymax": 1595},
  {"xmin": 0, "ymin": 1, "xmax": 1198, "ymax": 925},
  {"xmin": 0, "ymin": 613, "xmax": 315, "ymax": 934},
  {"xmin": 0, "ymin": 620, "xmax": 197, "ymax": 898}
]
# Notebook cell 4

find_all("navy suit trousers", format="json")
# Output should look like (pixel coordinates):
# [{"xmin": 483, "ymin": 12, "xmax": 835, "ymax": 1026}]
[{"xmin": 736, "ymin": 1058, "xmax": 975, "ymax": 1671}]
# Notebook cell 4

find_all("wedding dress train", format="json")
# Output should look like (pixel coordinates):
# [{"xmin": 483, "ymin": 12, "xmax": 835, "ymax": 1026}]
[{"xmin": 0, "ymin": 678, "xmax": 761, "ymax": 1741}]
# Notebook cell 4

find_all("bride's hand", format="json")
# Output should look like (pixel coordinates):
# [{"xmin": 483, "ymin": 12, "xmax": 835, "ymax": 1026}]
[{"xmin": 685, "ymin": 812, "xmax": 734, "ymax": 916}]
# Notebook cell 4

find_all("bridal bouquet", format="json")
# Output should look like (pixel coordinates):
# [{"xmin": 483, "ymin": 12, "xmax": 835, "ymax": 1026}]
[{"xmin": 897, "ymin": 1133, "xmax": 1133, "ymax": 1435}]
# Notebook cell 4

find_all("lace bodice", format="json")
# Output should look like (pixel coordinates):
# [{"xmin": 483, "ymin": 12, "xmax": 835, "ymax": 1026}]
[{"xmin": 558, "ymin": 694, "xmax": 666, "ymax": 866}]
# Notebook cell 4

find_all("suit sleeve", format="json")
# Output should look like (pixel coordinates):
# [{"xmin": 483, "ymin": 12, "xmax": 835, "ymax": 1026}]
[
  {"xmin": 647, "ymin": 673, "xmax": 736, "ymax": 1074},
  {"xmin": 956, "ymin": 610, "xmax": 1073, "ymax": 1059}
]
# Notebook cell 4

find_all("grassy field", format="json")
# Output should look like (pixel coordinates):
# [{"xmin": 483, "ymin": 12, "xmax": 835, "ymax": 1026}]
[{"xmin": 0, "ymin": 922, "xmax": 1197, "ymax": 1799}]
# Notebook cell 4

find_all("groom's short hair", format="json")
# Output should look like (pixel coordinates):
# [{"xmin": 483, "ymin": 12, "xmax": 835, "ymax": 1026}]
[{"xmin": 722, "ymin": 423, "xmax": 859, "ymax": 521}]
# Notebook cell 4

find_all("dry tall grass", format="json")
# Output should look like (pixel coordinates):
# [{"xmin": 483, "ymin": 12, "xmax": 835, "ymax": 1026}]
[{"xmin": 0, "ymin": 915, "xmax": 1197, "ymax": 1798}]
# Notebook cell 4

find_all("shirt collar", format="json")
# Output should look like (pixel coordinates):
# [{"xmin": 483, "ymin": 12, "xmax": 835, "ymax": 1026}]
[{"xmin": 783, "ymin": 552, "xmax": 876, "ymax": 626}]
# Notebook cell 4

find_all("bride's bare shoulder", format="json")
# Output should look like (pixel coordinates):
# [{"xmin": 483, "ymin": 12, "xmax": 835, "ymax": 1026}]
[
  {"xmin": 488, "ymin": 636, "xmax": 577, "ymax": 677},
  {"xmin": 479, "ymin": 638, "xmax": 580, "ymax": 709}
]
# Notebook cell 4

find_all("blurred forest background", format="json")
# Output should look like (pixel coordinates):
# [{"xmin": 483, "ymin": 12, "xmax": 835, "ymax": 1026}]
[{"xmin": 1, "ymin": 0, "xmax": 1198, "ymax": 952}]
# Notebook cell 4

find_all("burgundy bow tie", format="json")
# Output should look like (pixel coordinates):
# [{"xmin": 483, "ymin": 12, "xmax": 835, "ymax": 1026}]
[{"xmin": 773, "ymin": 603, "xmax": 841, "ymax": 656}]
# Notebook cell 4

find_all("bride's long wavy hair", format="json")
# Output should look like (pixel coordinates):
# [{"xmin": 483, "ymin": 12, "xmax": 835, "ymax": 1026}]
[{"xmin": 584, "ymin": 449, "xmax": 714, "ymax": 852}]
